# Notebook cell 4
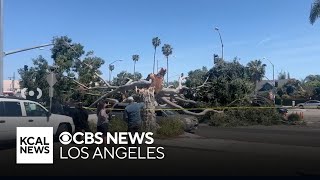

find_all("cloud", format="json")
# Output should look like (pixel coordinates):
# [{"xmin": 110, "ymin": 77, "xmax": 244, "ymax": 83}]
[{"xmin": 257, "ymin": 37, "xmax": 272, "ymax": 46}]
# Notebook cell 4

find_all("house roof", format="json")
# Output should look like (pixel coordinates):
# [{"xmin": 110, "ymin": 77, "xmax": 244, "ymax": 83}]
[{"xmin": 256, "ymin": 79, "xmax": 292, "ymax": 92}]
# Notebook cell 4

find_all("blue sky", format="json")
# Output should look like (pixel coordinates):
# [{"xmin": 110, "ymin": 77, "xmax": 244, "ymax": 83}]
[{"xmin": 3, "ymin": 0, "xmax": 320, "ymax": 82}]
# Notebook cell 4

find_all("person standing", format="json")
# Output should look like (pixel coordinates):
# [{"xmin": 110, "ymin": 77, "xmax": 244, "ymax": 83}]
[
  {"xmin": 124, "ymin": 97, "xmax": 144, "ymax": 134},
  {"xmin": 51, "ymin": 98, "xmax": 64, "ymax": 115},
  {"xmin": 97, "ymin": 101, "xmax": 109, "ymax": 146},
  {"xmin": 77, "ymin": 102, "xmax": 90, "ymax": 132}
]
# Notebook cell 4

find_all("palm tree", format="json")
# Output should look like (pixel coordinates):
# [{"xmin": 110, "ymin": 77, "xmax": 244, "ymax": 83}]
[
  {"xmin": 247, "ymin": 60, "xmax": 266, "ymax": 86},
  {"xmin": 152, "ymin": 37, "xmax": 161, "ymax": 74},
  {"xmin": 132, "ymin": 54, "xmax": 139, "ymax": 78},
  {"xmin": 162, "ymin": 44, "xmax": 173, "ymax": 87},
  {"xmin": 310, "ymin": 0, "xmax": 320, "ymax": 25}
]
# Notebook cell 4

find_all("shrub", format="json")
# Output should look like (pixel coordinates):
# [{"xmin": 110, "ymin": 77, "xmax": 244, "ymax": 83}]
[
  {"xmin": 208, "ymin": 108, "xmax": 282, "ymax": 127},
  {"xmin": 108, "ymin": 118, "xmax": 128, "ymax": 133},
  {"xmin": 287, "ymin": 113, "xmax": 301, "ymax": 122},
  {"xmin": 155, "ymin": 117, "xmax": 184, "ymax": 138},
  {"xmin": 88, "ymin": 120, "xmax": 97, "ymax": 133}
]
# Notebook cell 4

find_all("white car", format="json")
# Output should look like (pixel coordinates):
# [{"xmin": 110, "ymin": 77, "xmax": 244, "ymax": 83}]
[
  {"xmin": 297, "ymin": 100, "xmax": 320, "ymax": 109},
  {"xmin": 0, "ymin": 97, "xmax": 75, "ymax": 143}
]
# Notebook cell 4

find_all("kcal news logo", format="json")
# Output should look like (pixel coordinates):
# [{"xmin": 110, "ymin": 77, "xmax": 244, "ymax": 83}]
[{"xmin": 16, "ymin": 127, "xmax": 53, "ymax": 164}]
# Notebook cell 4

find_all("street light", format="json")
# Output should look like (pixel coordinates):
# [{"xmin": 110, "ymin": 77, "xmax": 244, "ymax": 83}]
[
  {"xmin": 0, "ymin": 43, "xmax": 54, "ymax": 95},
  {"xmin": 215, "ymin": 27, "xmax": 224, "ymax": 60},
  {"xmin": 0, "ymin": 0, "xmax": 55, "ymax": 94},
  {"xmin": 263, "ymin": 57, "xmax": 274, "ymax": 83},
  {"xmin": 109, "ymin": 60, "xmax": 123, "ymax": 83},
  {"xmin": 263, "ymin": 57, "xmax": 276, "ymax": 104}
]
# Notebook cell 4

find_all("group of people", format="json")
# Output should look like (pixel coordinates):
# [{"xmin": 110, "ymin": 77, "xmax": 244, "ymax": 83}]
[
  {"xmin": 96, "ymin": 96, "xmax": 144, "ymax": 145},
  {"xmin": 51, "ymin": 97, "xmax": 145, "ymax": 146}
]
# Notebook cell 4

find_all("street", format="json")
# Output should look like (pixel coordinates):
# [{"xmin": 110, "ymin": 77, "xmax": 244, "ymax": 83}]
[{"xmin": 1, "ymin": 108, "xmax": 320, "ymax": 176}]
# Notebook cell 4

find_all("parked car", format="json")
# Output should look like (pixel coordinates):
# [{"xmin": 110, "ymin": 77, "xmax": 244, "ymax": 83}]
[
  {"xmin": 89, "ymin": 103, "xmax": 199, "ymax": 132},
  {"xmin": 0, "ymin": 97, "xmax": 75, "ymax": 144},
  {"xmin": 296, "ymin": 100, "xmax": 320, "ymax": 109},
  {"xmin": 276, "ymin": 107, "xmax": 288, "ymax": 115}
]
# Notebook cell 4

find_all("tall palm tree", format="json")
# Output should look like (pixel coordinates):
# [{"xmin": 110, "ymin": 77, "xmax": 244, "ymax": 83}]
[
  {"xmin": 152, "ymin": 37, "xmax": 161, "ymax": 74},
  {"xmin": 162, "ymin": 44, "xmax": 173, "ymax": 87},
  {"xmin": 310, "ymin": 0, "xmax": 320, "ymax": 25},
  {"xmin": 132, "ymin": 54, "xmax": 139, "ymax": 78},
  {"xmin": 247, "ymin": 60, "xmax": 266, "ymax": 86}
]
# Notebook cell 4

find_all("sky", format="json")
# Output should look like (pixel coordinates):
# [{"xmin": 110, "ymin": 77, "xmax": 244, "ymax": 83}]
[{"xmin": 3, "ymin": 0, "xmax": 320, "ymax": 82}]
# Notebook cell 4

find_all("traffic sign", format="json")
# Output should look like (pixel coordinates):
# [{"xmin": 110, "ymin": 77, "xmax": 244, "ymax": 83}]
[{"xmin": 46, "ymin": 72, "xmax": 57, "ymax": 87}]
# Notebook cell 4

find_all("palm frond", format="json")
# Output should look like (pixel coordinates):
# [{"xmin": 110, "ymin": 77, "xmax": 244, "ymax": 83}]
[{"xmin": 310, "ymin": 0, "xmax": 320, "ymax": 25}]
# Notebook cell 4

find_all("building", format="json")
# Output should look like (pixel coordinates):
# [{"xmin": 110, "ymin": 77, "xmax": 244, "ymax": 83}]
[
  {"xmin": 3, "ymin": 80, "xmax": 20, "ymax": 93},
  {"xmin": 255, "ymin": 79, "xmax": 291, "ymax": 93}
]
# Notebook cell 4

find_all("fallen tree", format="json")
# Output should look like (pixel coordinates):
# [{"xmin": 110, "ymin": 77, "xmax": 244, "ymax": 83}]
[{"xmin": 70, "ymin": 61, "xmax": 223, "ymax": 131}]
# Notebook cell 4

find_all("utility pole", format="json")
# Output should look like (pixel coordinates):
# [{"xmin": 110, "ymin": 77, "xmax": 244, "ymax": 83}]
[
  {"xmin": 215, "ymin": 27, "xmax": 224, "ymax": 60},
  {"xmin": 264, "ymin": 57, "xmax": 275, "ymax": 104},
  {"xmin": 109, "ymin": 60, "xmax": 123, "ymax": 83},
  {"xmin": 8, "ymin": 72, "xmax": 15, "ymax": 92},
  {"xmin": 0, "ymin": 0, "xmax": 4, "ymax": 95}
]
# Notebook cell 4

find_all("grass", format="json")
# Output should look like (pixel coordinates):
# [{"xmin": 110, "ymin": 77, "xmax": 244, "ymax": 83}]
[
  {"xmin": 208, "ymin": 108, "xmax": 283, "ymax": 127},
  {"xmin": 155, "ymin": 117, "xmax": 184, "ymax": 139},
  {"xmin": 108, "ymin": 118, "xmax": 128, "ymax": 133}
]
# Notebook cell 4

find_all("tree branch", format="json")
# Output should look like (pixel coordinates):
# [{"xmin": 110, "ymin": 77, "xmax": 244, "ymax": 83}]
[
  {"xmin": 161, "ymin": 97, "xmax": 222, "ymax": 116},
  {"xmin": 89, "ymin": 80, "xmax": 152, "ymax": 108},
  {"xmin": 175, "ymin": 97, "xmax": 198, "ymax": 104}
]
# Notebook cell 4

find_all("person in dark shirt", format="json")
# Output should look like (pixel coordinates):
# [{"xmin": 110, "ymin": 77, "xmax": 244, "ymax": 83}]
[
  {"xmin": 51, "ymin": 98, "xmax": 64, "ymax": 115},
  {"xmin": 76, "ymin": 102, "xmax": 90, "ymax": 132},
  {"xmin": 124, "ymin": 97, "xmax": 144, "ymax": 134},
  {"xmin": 63, "ymin": 104, "xmax": 82, "ymax": 133}
]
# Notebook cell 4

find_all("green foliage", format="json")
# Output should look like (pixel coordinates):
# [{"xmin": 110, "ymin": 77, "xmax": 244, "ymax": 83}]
[
  {"xmin": 278, "ymin": 71, "xmax": 287, "ymax": 80},
  {"xmin": 109, "ymin": 118, "xmax": 128, "ymax": 133},
  {"xmin": 155, "ymin": 117, "xmax": 184, "ymax": 138},
  {"xmin": 208, "ymin": 109, "xmax": 282, "ymax": 127},
  {"xmin": 19, "ymin": 36, "xmax": 105, "ymax": 106},
  {"xmin": 152, "ymin": 37, "xmax": 161, "ymax": 49},
  {"xmin": 287, "ymin": 113, "xmax": 302, "ymax": 122},
  {"xmin": 185, "ymin": 66, "xmax": 208, "ymax": 88},
  {"xmin": 75, "ymin": 52, "xmax": 105, "ymax": 86},
  {"xmin": 112, "ymin": 71, "xmax": 142, "ymax": 86},
  {"xmin": 18, "ymin": 56, "xmax": 50, "ymax": 103},
  {"xmin": 310, "ymin": 0, "xmax": 320, "ymax": 25},
  {"xmin": 168, "ymin": 81, "xmax": 179, "ymax": 88},
  {"xmin": 51, "ymin": 36, "xmax": 85, "ymax": 73},
  {"xmin": 191, "ymin": 59, "xmax": 254, "ymax": 106},
  {"xmin": 162, "ymin": 44, "xmax": 173, "ymax": 58},
  {"xmin": 246, "ymin": 59, "xmax": 266, "ymax": 84},
  {"xmin": 132, "ymin": 54, "xmax": 140, "ymax": 62},
  {"xmin": 89, "ymin": 120, "xmax": 97, "ymax": 133},
  {"xmin": 282, "ymin": 79, "xmax": 305, "ymax": 97}
]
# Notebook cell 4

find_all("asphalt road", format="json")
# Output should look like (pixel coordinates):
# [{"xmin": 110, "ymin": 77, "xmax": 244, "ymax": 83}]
[
  {"xmin": 1, "ymin": 109, "xmax": 320, "ymax": 176},
  {"xmin": 195, "ymin": 124, "xmax": 320, "ymax": 147}
]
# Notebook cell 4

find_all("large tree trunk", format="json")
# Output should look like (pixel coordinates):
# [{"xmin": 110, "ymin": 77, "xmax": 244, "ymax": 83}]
[
  {"xmin": 140, "ymin": 87, "xmax": 158, "ymax": 132},
  {"xmin": 134, "ymin": 61, "xmax": 136, "ymax": 78},
  {"xmin": 166, "ymin": 57, "xmax": 169, "ymax": 87},
  {"xmin": 153, "ymin": 48, "xmax": 156, "ymax": 74}
]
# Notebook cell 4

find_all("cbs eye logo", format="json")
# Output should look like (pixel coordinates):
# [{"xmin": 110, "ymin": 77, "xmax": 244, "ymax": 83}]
[
  {"xmin": 21, "ymin": 88, "xmax": 42, "ymax": 99},
  {"xmin": 59, "ymin": 132, "xmax": 72, "ymax": 145}
]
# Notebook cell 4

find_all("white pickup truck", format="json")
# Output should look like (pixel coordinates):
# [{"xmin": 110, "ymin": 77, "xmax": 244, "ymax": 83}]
[{"xmin": 0, "ymin": 97, "xmax": 75, "ymax": 144}]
